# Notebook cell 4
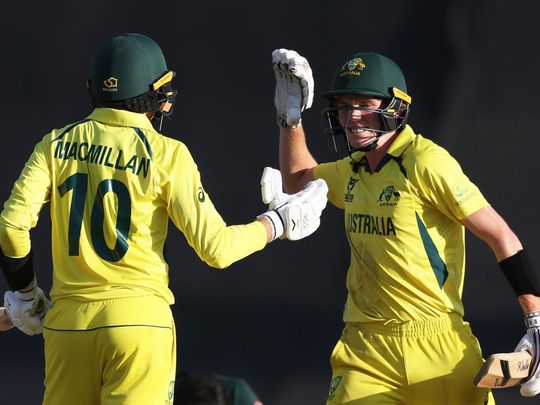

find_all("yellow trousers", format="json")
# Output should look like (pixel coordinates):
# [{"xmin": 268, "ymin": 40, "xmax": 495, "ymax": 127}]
[
  {"xmin": 326, "ymin": 314, "xmax": 495, "ymax": 405},
  {"xmin": 43, "ymin": 296, "xmax": 176, "ymax": 405}
]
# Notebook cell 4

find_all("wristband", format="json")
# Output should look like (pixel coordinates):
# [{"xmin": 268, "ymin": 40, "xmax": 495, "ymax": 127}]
[
  {"xmin": 0, "ymin": 250, "xmax": 35, "ymax": 291},
  {"xmin": 257, "ymin": 211, "xmax": 284, "ymax": 242},
  {"xmin": 500, "ymin": 249, "xmax": 540, "ymax": 296}
]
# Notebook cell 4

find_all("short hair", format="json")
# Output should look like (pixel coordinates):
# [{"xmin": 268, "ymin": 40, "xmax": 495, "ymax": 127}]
[{"xmin": 174, "ymin": 371, "xmax": 229, "ymax": 405}]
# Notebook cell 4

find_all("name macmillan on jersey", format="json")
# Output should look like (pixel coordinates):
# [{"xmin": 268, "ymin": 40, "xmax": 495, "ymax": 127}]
[{"xmin": 54, "ymin": 140, "xmax": 150, "ymax": 178}]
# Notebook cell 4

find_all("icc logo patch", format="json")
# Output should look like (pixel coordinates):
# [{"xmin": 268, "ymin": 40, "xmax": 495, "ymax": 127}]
[{"xmin": 345, "ymin": 177, "xmax": 359, "ymax": 202}]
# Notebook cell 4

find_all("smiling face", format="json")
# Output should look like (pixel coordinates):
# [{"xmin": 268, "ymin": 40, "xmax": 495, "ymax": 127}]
[{"xmin": 334, "ymin": 95, "xmax": 385, "ymax": 149}]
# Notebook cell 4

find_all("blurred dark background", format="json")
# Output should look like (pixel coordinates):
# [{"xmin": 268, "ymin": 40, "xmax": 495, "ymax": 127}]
[{"xmin": 0, "ymin": 0, "xmax": 538, "ymax": 403}]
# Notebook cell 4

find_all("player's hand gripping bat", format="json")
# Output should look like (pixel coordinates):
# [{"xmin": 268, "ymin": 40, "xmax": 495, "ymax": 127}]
[{"xmin": 474, "ymin": 351, "xmax": 532, "ymax": 388}]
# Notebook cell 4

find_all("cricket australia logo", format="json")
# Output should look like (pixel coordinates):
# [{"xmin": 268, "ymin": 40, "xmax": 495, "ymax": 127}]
[
  {"xmin": 345, "ymin": 177, "xmax": 359, "ymax": 202},
  {"xmin": 339, "ymin": 57, "xmax": 366, "ymax": 77},
  {"xmin": 327, "ymin": 376, "xmax": 342, "ymax": 400},
  {"xmin": 102, "ymin": 76, "xmax": 118, "ymax": 92},
  {"xmin": 377, "ymin": 185, "xmax": 400, "ymax": 207}
]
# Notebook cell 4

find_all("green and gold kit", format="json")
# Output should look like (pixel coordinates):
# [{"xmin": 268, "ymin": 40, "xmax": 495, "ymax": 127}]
[
  {"xmin": 0, "ymin": 108, "xmax": 267, "ymax": 306},
  {"xmin": 314, "ymin": 125, "xmax": 489, "ymax": 323}
]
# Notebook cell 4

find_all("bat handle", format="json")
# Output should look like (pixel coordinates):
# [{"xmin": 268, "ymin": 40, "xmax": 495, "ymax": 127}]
[{"xmin": 0, "ymin": 307, "xmax": 14, "ymax": 331}]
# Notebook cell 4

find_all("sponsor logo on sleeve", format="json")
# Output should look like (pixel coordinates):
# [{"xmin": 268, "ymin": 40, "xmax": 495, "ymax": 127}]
[
  {"xmin": 197, "ymin": 187, "xmax": 206, "ymax": 203},
  {"xmin": 327, "ymin": 376, "xmax": 343, "ymax": 401}
]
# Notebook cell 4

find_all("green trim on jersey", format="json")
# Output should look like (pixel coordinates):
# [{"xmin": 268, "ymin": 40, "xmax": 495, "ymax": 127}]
[
  {"xmin": 51, "ymin": 119, "xmax": 91, "ymax": 142},
  {"xmin": 133, "ymin": 127, "xmax": 153, "ymax": 159},
  {"xmin": 314, "ymin": 125, "xmax": 489, "ymax": 322},
  {"xmin": 415, "ymin": 212, "xmax": 448, "ymax": 288},
  {"xmin": 0, "ymin": 108, "xmax": 267, "ymax": 307}
]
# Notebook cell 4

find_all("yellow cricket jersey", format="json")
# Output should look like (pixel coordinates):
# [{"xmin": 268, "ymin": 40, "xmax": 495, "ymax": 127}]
[
  {"xmin": 0, "ymin": 108, "xmax": 267, "ymax": 304},
  {"xmin": 313, "ymin": 125, "xmax": 489, "ymax": 323}
]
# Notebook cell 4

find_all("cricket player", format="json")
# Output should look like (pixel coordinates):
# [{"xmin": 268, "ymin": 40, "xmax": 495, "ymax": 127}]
[
  {"xmin": 270, "ymin": 49, "xmax": 540, "ymax": 404},
  {"xmin": 0, "ymin": 34, "xmax": 328, "ymax": 405}
]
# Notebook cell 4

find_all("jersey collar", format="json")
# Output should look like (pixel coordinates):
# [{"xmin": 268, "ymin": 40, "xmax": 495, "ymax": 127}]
[
  {"xmin": 86, "ymin": 108, "xmax": 155, "ymax": 130},
  {"xmin": 386, "ymin": 125, "xmax": 415, "ymax": 157},
  {"xmin": 349, "ymin": 125, "xmax": 416, "ymax": 173}
]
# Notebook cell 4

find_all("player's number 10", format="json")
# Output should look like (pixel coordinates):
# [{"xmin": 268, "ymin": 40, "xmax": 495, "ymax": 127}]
[{"xmin": 58, "ymin": 172, "xmax": 131, "ymax": 262}]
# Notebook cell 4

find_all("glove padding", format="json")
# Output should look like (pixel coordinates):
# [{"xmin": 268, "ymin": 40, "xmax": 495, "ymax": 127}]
[
  {"xmin": 272, "ymin": 48, "xmax": 314, "ymax": 128},
  {"xmin": 515, "ymin": 314, "xmax": 540, "ymax": 396},
  {"xmin": 4, "ymin": 279, "xmax": 51, "ymax": 336},
  {"xmin": 259, "ymin": 167, "xmax": 328, "ymax": 241}
]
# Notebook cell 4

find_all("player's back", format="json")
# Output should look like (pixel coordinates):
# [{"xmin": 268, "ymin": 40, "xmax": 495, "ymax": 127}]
[{"xmin": 44, "ymin": 109, "xmax": 174, "ymax": 303}]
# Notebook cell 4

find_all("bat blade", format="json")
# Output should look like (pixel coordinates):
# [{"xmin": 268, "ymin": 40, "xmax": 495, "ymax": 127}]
[
  {"xmin": 474, "ymin": 351, "xmax": 532, "ymax": 388},
  {"xmin": 0, "ymin": 307, "xmax": 14, "ymax": 331}
]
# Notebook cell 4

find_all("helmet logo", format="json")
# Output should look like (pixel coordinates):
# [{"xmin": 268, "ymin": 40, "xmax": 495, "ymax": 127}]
[
  {"xmin": 102, "ymin": 77, "xmax": 118, "ymax": 92},
  {"xmin": 339, "ymin": 58, "xmax": 366, "ymax": 77}
]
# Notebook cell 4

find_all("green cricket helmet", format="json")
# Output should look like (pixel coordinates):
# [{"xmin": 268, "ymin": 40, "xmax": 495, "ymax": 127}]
[
  {"xmin": 322, "ymin": 52, "xmax": 412, "ymax": 153},
  {"xmin": 88, "ymin": 33, "xmax": 177, "ymax": 127}
]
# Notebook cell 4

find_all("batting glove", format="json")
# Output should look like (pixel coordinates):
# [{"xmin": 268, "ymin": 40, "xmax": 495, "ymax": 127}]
[
  {"xmin": 272, "ymin": 48, "xmax": 314, "ymax": 128},
  {"xmin": 4, "ymin": 277, "xmax": 51, "ymax": 336},
  {"xmin": 258, "ymin": 167, "xmax": 328, "ymax": 241},
  {"xmin": 515, "ymin": 311, "xmax": 540, "ymax": 396}
]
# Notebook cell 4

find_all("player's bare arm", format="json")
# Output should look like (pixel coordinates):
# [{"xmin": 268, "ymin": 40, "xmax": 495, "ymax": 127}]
[
  {"xmin": 460, "ymin": 206, "xmax": 540, "ymax": 307},
  {"xmin": 462, "ymin": 205, "xmax": 540, "ymax": 396},
  {"xmin": 461, "ymin": 205, "xmax": 522, "ymax": 261},
  {"xmin": 272, "ymin": 49, "xmax": 317, "ymax": 194},
  {"xmin": 279, "ymin": 127, "xmax": 316, "ymax": 194}
]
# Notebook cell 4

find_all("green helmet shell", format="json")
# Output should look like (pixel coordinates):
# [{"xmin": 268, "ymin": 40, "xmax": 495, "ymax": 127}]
[
  {"xmin": 90, "ymin": 33, "xmax": 169, "ymax": 101},
  {"xmin": 322, "ymin": 52, "xmax": 409, "ymax": 101}
]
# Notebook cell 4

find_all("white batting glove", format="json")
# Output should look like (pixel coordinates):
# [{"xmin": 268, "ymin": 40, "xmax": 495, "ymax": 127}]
[
  {"xmin": 272, "ymin": 48, "xmax": 314, "ymax": 128},
  {"xmin": 261, "ymin": 166, "xmax": 287, "ymax": 206},
  {"xmin": 4, "ymin": 278, "xmax": 51, "ymax": 336},
  {"xmin": 515, "ymin": 311, "xmax": 540, "ymax": 396},
  {"xmin": 258, "ymin": 167, "xmax": 328, "ymax": 241}
]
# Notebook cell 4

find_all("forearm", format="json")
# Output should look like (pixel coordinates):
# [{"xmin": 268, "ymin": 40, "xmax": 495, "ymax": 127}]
[
  {"xmin": 519, "ymin": 294, "xmax": 540, "ymax": 313},
  {"xmin": 462, "ymin": 206, "xmax": 540, "ymax": 314},
  {"xmin": 279, "ymin": 126, "xmax": 317, "ymax": 193},
  {"xmin": 257, "ymin": 217, "xmax": 274, "ymax": 244},
  {"xmin": 196, "ymin": 222, "xmax": 268, "ymax": 269},
  {"xmin": 462, "ymin": 206, "xmax": 522, "ymax": 261}
]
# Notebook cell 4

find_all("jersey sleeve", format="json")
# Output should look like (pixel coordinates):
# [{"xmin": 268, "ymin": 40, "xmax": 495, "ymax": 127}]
[
  {"xmin": 412, "ymin": 146, "xmax": 488, "ymax": 221},
  {"xmin": 313, "ymin": 158, "xmax": 349, "ymax": 209},
  {"xmin": 0, "ymin": 138, "xmax": 52, "ymax": 258},
  {"xmin": 160, "ymin": 143, "xmax": 267, "ymax": 269}
]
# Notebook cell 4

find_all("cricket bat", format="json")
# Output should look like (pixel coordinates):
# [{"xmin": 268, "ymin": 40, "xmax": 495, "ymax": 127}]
[
  {"xmin": 474, "ymin": 351, "xmax": 532, "ymax": 388},
  {"xmin": 0, "ymin": 306, "xmax": 14, "ymax": 331}
]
